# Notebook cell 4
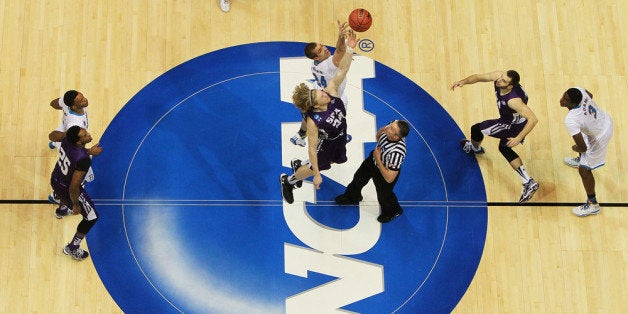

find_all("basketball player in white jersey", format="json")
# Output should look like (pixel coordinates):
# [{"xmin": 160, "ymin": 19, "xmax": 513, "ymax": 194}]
[
  {"xmin": 47, "ymin": 90, "xmax": 101, "ymax": 207},
  {"xmin": 290, "ymin": 20, "xmax": 351, "ymax": 147},
  {"xmin": 560, "ymin": 87, "xmax": 613, "ymax": 217}
]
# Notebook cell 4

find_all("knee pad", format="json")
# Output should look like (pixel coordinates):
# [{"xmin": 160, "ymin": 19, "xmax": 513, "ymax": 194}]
[
  {"xmin": 498, "ymin": 145, "xmax": 519, "ymax": 162},
  {"xmin": 77, "ymin": 218, "xmax": 98, "ymax": 234},
  {"xmin": 470, "ymin": 123, "xmax": 484, "ymax": 143}
]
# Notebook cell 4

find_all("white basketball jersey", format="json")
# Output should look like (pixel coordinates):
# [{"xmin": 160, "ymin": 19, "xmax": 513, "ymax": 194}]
[
  {"xmin": 57, "ymin": 97, "xmax": 89, "ymax": 131},
  {"xmin": 564, "ymin": 87, "xmax": 612, "ymax": 140},
  {"xmin": 311, "ymin": 56, "xmax": 348, "ymax": 104}
]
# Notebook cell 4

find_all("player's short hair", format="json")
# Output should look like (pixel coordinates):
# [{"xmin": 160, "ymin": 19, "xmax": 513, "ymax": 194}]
[
  {"xmin": 304, "ymin": 42, "xmax": 318, "ymax": 59},
  {"xmin": 66, "ymin": 125, "xmax": 81, "ymax": 144},
  {"xmin": 506, "ymin": 70, "xmax": 521, "ymax": 86},
  {"xmin": 396, "ymin": 120, "xmax": 410, "ymax": 138},
  {"xmin": 566, "ymin": 88, "xmax": 583, "ymax": 105},
  {"xmin": 63, "ymin": 90, "xmax": 79, "ymax": 108}
]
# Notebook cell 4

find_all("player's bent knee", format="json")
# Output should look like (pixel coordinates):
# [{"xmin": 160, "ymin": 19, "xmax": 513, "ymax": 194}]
[
  {"xmin": 498, "ymin": 145, "xmax": 519, "ymax": 162},
  {"xmin": 470, "ymin": 123, "xmax": 484, "ymax": 142}
]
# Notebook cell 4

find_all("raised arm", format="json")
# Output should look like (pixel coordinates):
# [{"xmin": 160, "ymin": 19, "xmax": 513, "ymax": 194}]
[
  {"xmin": 450, "ymin": 71, "xmax": 503, "ymax": 90},
  {"xmin": 331, "ymin": 21, "xmax": 349, "ymax": 67},
  {"xmin": 325, "ymin": 30, "xmax": 358, "ymax": 97}
]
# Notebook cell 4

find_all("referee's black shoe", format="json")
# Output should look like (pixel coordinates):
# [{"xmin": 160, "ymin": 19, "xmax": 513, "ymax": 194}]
[
  {"xmin": 334, "ymin": 194, "xmax": 363, "ymax": 205},
  {"xmin": 377, "ymin": 208, "xmax": 403, "ymax": 223}
]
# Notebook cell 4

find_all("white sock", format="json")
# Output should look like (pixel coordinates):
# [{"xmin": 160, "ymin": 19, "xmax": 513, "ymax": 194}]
[{"xmin": 515, "ymin": 165, "xmax": 531, "ymax": 184}]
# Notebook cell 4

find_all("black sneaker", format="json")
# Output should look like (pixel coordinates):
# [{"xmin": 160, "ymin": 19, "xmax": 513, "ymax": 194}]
[
  {"xmin": 290, "ymin": 159, "xmax": 303, "ymax": 188},
  {"xmin": 377, "ymin": 208, "xmax": 403, "ymax": 223},
  {"xmin": 280, "ymin": 174, "xmax": 295, "ymax": 204},
  {"xmin": 334, "ymin": 194, "xmax": 363, "ymax": 205}
]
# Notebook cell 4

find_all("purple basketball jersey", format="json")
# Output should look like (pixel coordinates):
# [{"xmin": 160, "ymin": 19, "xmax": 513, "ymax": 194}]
[
  {"xmin": 51, "ymin": 137, "xmax": 91, "ymax": 186},
  {"xmin": 306, "ymin": 92, "xmax": 347, "ymax": 140},
  {"xmin": 494, "ymin": 82, "xmax": 529, "ymax": 124}
]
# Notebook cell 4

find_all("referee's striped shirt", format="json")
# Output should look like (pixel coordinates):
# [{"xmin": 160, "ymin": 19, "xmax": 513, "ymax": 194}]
[{"xmin": 375, "ymin": 133, "xmax": 407, "ymax": 171}]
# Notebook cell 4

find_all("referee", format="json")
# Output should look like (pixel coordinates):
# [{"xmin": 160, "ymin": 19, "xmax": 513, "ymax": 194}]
[{"xmin": 335, "ymin": 120, "xmax": 409, "ymax": 223}]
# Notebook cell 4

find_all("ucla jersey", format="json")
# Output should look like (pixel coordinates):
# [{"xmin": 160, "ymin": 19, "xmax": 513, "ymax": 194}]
[
  {"xmin": 564, "ymin": 87, "xmax": 612, "ymax": 139},
  {"xmin": 55, "ymin": 97, "xmax": 89, "ymax": 132},
  {"xmin": 311, "ymin": 55, "xmax": 348, "ymax": 104}
]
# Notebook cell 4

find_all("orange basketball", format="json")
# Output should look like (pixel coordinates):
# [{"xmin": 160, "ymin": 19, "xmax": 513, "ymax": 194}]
[{"xmin": 348, "ymin": 8, "xmax": 372, "ymax": 32}]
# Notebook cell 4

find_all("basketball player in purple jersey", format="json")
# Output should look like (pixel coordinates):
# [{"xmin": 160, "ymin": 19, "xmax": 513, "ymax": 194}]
[
  {"xmin": 290, "ymin": 20, "xmax": 351, "ymax": 147},
  {"xmin": 50, "ymin": 126, "xmax": 100, "ymax": 260},
  {"xmin": 280, "ymin": 30, "xmax": 358, "ymax": 204},
  {"xmin": 451, "ymin": 70, "xmax": 540, "ymax": 203}
]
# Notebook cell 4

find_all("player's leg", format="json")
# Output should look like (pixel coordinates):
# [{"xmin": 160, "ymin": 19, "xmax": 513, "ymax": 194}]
[{"xmin": 62, "ymin": 190, "xmax": 98, "ymax": 260}]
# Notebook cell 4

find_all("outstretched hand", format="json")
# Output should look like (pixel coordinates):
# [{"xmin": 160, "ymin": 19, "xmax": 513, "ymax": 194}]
[
  {"xmin": 337, "ymin": 20, "xmax": 349, "ymax": 37},
  {"xmin": 345, "ymin": 30, "xmax": 358, "ymax": 49},
  {"xmin": 450, "ymin": 81, "xmax": 464, "ymax": 90}
]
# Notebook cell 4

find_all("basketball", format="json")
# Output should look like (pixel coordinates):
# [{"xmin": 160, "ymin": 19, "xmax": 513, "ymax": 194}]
[{"xmin": 348, "ymin": 8, "xmax": 372, "ymax": 32}]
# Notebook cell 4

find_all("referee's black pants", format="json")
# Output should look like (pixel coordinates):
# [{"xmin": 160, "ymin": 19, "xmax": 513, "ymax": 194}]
[{"xmin": 343, "ymin": 151, "xmax": 402, "ymax": 215}]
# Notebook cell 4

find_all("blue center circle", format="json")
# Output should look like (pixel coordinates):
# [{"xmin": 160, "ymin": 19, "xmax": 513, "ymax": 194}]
[{"xmin": 88, "ymin": 42, "xmax": 487, "ymax": 313}]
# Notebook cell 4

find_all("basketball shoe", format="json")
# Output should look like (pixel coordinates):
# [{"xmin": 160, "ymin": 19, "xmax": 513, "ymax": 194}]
[
  {"xmin": 290, "ymin": 133, "xmax": 306, "ymax": 147},
  {"xmin": 219, "ymin": 0, "xmax": 230, "ymax": 12},
  {"xmin": 572, "ymin": 202, "xmax": 601, "ymax": 217},
  {"xmin": 48, "ymin": 192, "xmax": 60, "ymax": 205},
  {"xmin": 460, "ymin": 139, "xmax": 485, "ymax": 154},
  {"xmin": 63, "ymin": 245, "xmax": 89, "ymax": 261},
  {"xmin": 280, "ymin": 174, "xmax": 295, "ymax": 204},
  {"xmin": 519, "ymin": 178, "xmax": 539, "ymax": 203},
  {"xmin": 563, "ymin": 156, "xmax": 580, "ymax": 168},
  {"xmin": 54, "ymin": 205, "xmax": 72, "ymax": 219}
]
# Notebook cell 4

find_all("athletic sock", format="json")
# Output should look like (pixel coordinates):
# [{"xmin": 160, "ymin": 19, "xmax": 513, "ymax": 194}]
[
  {"xmin": 287, "ymin": 174, "xmax": 299, "ymax": 186},
  {"xmin": 515, "ymin": 165, "xmax": 531, "ymax": 184}
]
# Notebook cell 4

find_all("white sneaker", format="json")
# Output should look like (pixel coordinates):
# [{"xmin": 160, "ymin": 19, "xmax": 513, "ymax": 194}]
[
  {"xmin": 564, "ymin": 156, "xmax": 580, "ymax": 168},
  {"xmin": 572, "ymin": 202, "xmax": 601, "ymax": 217},
  {"xmin": 459, "ymin": 139, "xmax": 484, "ymax": 154},
  {"xmin": 290, "ymin": 133, "xmax": 306, "ymax": 147},
  {"xmin": 519, "ymin": 178, "xmax": 540, "ymax": 203},
  {"xmin": 219, "ymin": 0, "xmax": 230, "ymax": 12}
]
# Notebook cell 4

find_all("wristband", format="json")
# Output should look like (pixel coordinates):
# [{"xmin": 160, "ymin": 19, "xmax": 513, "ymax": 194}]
[{"xmin": 346, "ymin": 46, "xmax": 354, "ymax": 53}]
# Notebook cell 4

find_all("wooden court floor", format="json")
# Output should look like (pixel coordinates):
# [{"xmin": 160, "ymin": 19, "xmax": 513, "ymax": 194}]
[{"xmin": 0, "ymin": 1, "xmax": 625, "ymax": 313}]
